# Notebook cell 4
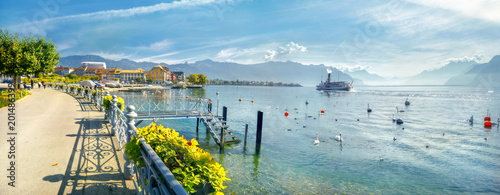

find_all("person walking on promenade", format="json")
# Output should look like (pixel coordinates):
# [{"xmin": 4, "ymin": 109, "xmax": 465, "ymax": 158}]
[
  {"xmin": 31, "ymin": 79, "xmax": 34, "ymax": 88},
  {"xmin": 43, "ymin": 81, "xmax": 46, "ymax": 89},
  {"xmin": 38, "ymin": 81, "xmax": 41, "ymax": 88}
]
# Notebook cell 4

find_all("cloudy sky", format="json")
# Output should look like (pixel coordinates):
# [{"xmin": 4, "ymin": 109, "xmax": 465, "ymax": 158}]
[{"xmin": 1, "ymin": 0, "xmax": 499, "ymax": 77}]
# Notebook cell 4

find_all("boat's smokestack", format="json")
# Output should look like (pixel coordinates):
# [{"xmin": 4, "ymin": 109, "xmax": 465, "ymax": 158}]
[{"xmin": 328, "ymin": 73, "xmax": 331, "ymax": 83}]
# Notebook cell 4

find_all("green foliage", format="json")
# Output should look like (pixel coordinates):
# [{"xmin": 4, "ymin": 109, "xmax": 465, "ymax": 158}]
[
  {"xmin": 135, "ymin": 77, "xmax": 142, "ymax": 83},
  {"xmin": 102, "ymin": 95, "xmax": 125, "ymax": 112},
  {"xmin": 0, "ymin": 89, "xmax": 31, "ymax": 108},
  {"xmin": 0, "ymin": 29, "xmax": 60, "ymax": 90},
  {"xmin": 125, "ymin": 123, "xmax": 229, "ymax": 194},
  {"xmin": 186, "ymin": 74, "xmax": 208, "ymax": 85}
]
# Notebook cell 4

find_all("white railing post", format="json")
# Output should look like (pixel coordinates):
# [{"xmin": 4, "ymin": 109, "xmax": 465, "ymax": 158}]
[
  {"xmin": 124, "ymin": 105, "xmax": 137, "ymax": 179},
  {"xmin": 110, "ymin": 95, "xmax": 118, "ymax": 135}
]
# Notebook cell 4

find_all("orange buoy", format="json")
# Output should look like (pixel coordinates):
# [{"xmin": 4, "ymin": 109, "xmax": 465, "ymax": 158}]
[
  {"xmin": 484, "ymin": 116, "xmax": 491, "ymax": 121},
  {"xmin": 320, "ymin": 110, "xmax": 325, "ymax": 114},
  {"xmin": 161, "ymin": 94, "xmax": 164, "ymax": 98},
  {"xmin": 251, "ymin": 100, "xmax": 254, "ymax": 103},
  {"xmin": 239, "ymin": 98, "xmax": 242, "ymax": 102},
  {"xmin": 185, "ymin": 95, "xmax": 189, "ymax": 99},
  {"xmin": 484, "ymin": 121, "xmax": 492, "ymax": 127},
  {"xmin": 144, "ymin": 94, "xmax": 147, "ymax": 97},
  {"xmin": 284, "ymin": 112, "xmax": 289, "ymax": 117}
]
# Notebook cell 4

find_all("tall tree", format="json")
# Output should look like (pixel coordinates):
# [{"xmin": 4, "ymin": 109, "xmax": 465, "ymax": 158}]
[{"xmin": 0, "ymin": 29, "xmax": 60, "ymax": 90}]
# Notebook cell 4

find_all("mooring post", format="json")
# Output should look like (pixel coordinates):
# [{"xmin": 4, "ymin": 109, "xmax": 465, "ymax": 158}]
[
  {"xmin": 220, "ymin": 126, "xmax": 225, "ymax": 148},
  {"xmin": 208, "ymin": 102, "xmax": 212, "ymax": 113},
  {"xmin": 223, "ymin": 106, "xmax": 227, "ymax": 121},
  {"xmin": 196, "ymin": 118, "xmax": 200, "ymax": 134},
  {"xmin": 256, "ymin": 111, "xmax": 263, "ymax": 153},
  {"xmin": 244, "ymin": 123, "xmax": 248, "ymax": 148}
]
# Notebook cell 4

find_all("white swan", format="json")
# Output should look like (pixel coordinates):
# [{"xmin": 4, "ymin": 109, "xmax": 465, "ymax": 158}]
[
  {"xmin": 314, "ymin": 132, "xmax": 320, "ymax": 145},
  {"xmin": 335, "ymin": 132, "xmax": 343, "ymax": 142}
]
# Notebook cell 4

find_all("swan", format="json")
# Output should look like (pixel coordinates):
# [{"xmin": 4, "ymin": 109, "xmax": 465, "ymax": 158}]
[
  {"xmin": 335, "ymin": 132, "xmax": 343, "ymax": 142},
  {"xmin": 367, "ymin": 103, "xmax": 372, "ymax": 112},
  {"xmin": 314, "ymin": 132, "xmax": 320, "ymax": 145},
  {"xmin": 405, "ymin": 97, "xmax": 410, "ymax": 106}
]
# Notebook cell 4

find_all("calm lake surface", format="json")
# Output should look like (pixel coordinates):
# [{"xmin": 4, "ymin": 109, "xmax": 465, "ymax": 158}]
[{"xmin": 117, "ymin": 85, "xmax": 500, "ymax": 194}]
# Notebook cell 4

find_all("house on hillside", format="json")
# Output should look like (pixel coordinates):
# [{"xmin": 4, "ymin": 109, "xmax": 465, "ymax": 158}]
[
  {"xmin": 147, "ymin": 65, "xmax": 173, "ymax": 84},
  {"xmin": 121, "ymin": 68, "xmax": 146, "ymax": 83}
]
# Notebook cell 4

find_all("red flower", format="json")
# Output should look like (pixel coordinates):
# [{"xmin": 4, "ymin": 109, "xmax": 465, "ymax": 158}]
[{"xmin": 187, "ymin": 141, "xmax": 192, "ymax": 146}]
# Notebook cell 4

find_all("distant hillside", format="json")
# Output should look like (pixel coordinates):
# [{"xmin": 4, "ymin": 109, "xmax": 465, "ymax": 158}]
[
  {"xmin": 58, "ymin": 55, "xmax": 355, "ymax": 86},
  {"xmin": 407, "ymin": 60, "xmax": 477, "ymax": 85},
  {"xmin": 347, "ymin": 70, "xmax": 387, "ymax": 85},
  {"xmin": 166, "ymin": 60, "xmax": 354, "ymax": 86},
  {"xmin": 445, "ymin": 55, "xmax": 500, "ymax": 87}
]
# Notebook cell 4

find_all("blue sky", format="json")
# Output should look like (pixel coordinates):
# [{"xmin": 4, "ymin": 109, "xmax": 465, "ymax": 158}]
[{"xmin": 1, "ymin": 0, "xmax": 499, "ymax": 77}]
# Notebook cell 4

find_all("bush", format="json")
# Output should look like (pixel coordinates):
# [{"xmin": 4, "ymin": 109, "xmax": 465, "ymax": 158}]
[
  {"xmin": 125, "ymin": 123, "xmax": 229, "ymax": 194},
  {"xmin": 0, "ymin": 89, "xmax": 31, "ymax": 108}
]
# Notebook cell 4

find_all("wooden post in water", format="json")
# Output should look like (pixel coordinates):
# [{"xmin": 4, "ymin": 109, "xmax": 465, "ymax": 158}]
[
  {"xmin": 244, "ymin": 123, "xmax": 248, "ymax": 148},
  {"xmin": 223, "ymin": 106, "xmax": 227, "ymax": 121},
  {"xmin": 256, "ymin": 111, "xmax": 263, "ymax": 153},
  {"xmin": 220, "ymin": 125, "xmax": 225, "ymax": 148},
  {"xmin": 196, "ymin": 118, "xmax": 200, "ymax": 134},
  {"xmin": 208, "ymin": 101, "xmax": 212, "ymax": 113}
]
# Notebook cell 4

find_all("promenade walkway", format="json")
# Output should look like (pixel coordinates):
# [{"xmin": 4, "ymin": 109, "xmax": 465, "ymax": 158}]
[{"xmin": 0, "ymin": 84, "xmax": 135, "ymax": 194}]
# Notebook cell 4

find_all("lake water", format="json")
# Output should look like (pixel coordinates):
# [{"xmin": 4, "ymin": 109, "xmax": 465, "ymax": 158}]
[{"xmin": 117, "ymin": 85, "xmax": 500, "ymax": 194}]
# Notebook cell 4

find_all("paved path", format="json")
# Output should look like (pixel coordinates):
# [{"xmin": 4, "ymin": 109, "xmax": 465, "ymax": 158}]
[{"xmin": 0, "ymin": 85, "xmax": 135, "ymax": 194}]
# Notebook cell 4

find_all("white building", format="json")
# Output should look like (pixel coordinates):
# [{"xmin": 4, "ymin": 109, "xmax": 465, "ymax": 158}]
[{"xmin": 81, "ymin": 62, "xmax": 106, "ymax": 69}]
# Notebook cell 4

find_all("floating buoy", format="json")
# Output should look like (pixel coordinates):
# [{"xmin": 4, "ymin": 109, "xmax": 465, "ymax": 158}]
[
  {"xmin": 484, "ymin": 116, "xmax": 491, "ymax": 121},
  {"xmin": 144, "ymin": 94, "xmax": 147, "ymax": 97},
  {"xmin": 396, "ymin": 118, "xmax": 404, "ymax": 124},
  {"xmin": 320, "ymin": 110, "xmax": 325, "ymax": 114},
  {"xmin": 251, "ymin": 100, "xmax": 254, "ymax": 103},
  {"xmin": 161, "ymin": 94, "xmax": 164, "ymax": 98},
  {"xmin": 367, "ymin": 103, "xmax": 372, "ymax": 112},
  {"xmin": 284, "ymin": 112, "xmax": 289, "ymax": 117},
  {"xmin": 185, "ymin": 95, "xmax": 189, "ymax": 99},
  {"xmin": 484, "ymin": 121, "xmax": 492, "ymax": 127},
  {"xmin": 239, "ymin": 98, "xmax": 242, "ymax": 102}
]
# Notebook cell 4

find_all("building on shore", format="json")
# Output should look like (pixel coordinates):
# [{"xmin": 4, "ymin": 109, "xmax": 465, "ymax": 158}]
[
  {"xmin": 81, "ymin": 62, "xmax": 106, "ymax": 69},
  {"xmin": 96, "ymin": 68, "xmax": 121, "ymax": 81},
  {"xmin": 147, "ymin": 65, "xmax": 173, "ymax": 84},
  {"xmin": 121, "ymin": 68, "xmax": 146, "ymax": 83},
  {"xmin": 172, "ymin": 71, "xmax": 185, "ymax": 81},
  {"xmin": 54, "ymin": 66, "xmax": 74, "ymax": 76}
]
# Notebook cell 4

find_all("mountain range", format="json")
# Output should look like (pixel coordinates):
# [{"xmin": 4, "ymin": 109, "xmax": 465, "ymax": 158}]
[{"xmin": 58, "ymin": 55, "xmax": 500, "ymax": 87}]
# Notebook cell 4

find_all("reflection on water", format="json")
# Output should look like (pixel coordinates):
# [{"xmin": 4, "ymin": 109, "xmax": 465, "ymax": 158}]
[{"xmin": 125, "ymin": 85, "xmax": 500, "ymax": 194}]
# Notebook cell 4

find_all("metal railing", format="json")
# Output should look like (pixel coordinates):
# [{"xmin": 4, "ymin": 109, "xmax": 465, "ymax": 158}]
[
  {"xmin": 53, "ymin": 83, "xmax": 190, "ymax": 194},
  {"xmin": 108, "ymin": 96, "xmax": 188, "ymax": 195}
]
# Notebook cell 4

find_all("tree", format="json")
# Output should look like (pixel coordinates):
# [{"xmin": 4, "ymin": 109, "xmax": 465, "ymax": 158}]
[
  {"xmin": 135, "ymin": 77, "xmax": 142, "ymax": 83},
  {"xmin": 0, "ymin": 29, "xmax": 60, "ymax": 90},
  {"xmin": 186, "ymin": 74, "xmax": 199, "ymax": 84},
  {"xmin": 186, "ymin": 74, "xmax": 208, "ymax": 85}
]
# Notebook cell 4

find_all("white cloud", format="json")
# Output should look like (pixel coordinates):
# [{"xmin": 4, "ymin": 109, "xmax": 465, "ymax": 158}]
[
  {"xmin": 335, "ymin": 65, "xmax": 370, "ymax": 72},
  {"xmin": 264, "ymin": 42, "xmax": 307, "ymax": 61},
  {"xmin": 445, "ymin": 53, "xmax": 483, "ymax": 63},
  {"xmin": 406, "ymin": 0, "xmax": 500, "ymax": 23},
  {"xmin": 134, "ymin": 39, "xmax": 172, "ymax": 51},
  {"xmin": 55, "ymin": 39, "xmax": 78, "ymax": 51}
]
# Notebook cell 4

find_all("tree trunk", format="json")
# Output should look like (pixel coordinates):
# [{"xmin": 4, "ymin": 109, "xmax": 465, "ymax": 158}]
[{"xmin": 13, "ymin": 74, "xmax": 19, "ymax": 90}]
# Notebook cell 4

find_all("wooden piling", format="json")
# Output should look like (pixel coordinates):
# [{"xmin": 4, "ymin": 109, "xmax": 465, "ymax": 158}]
[
  {"xmin": 256, "ymin": 110, "xmax": 263, "ymax": 152},
  {"xmin": 223, "ymin": 106, "xmax": 227, "ymax": 122},
  {"xmin": 220, "ymin": 125, "xmax": 225, "ymax": 147},
  {"xmin": 244, "ymin": 123, "xmax": 248, "ymax": 147},
  {"xmin": 196, "ymin": 118, "xmax": 200, "ymax": 134}
]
